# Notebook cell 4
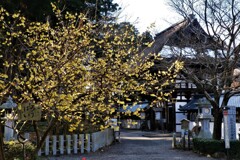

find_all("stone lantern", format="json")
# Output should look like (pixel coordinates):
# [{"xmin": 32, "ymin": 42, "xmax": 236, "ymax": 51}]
[
  {"xmin": 195, "ymin": 97, "xmax": 213, "ymax": 139},
  {"xmin": 0, "ymin": 96, "xmax": 17, "ymax": 141}
]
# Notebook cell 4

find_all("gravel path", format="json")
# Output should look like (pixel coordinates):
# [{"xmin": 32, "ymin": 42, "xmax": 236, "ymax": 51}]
[{"xmin": 43, "ymin": 130, "xmax": 217, "ymax": 160}]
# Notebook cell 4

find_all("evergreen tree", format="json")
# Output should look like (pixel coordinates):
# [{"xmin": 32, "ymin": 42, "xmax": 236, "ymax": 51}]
[{"xmin": 0, "ymin": 0, "xmax": 119, "ymax": 22}]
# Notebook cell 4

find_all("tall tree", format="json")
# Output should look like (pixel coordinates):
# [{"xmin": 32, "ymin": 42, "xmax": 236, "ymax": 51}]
[
  {"xmin": 167, "ymin": 0, "xmax": 240, "ymax": 140},
  {"xmin": 0, "ymin": 0, "xmax": 119, "ymax": 22},
  {"xmin": 60, "ymin": 0, "xmax": 119, "ymax": 21}
]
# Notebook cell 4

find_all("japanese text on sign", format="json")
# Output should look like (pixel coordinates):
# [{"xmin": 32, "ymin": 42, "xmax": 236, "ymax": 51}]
[{"xmin": 18, "ymin": 102, "xmax": 41, "ymax": 121}]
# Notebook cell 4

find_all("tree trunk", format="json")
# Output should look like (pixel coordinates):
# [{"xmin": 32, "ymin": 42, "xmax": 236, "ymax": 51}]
[
  {"xmin": 212, "ymin": 107, "xmax": 223, "ymax": 140},
  {"xmin": 149, "ymin": 108, "xmax": 156, "ymax": 131},
  {"xmin": 31, "ymin": 118, "xmax": 56, "ymax": 159},
  {"xmin": 0, "ymin": 123, "xmax": 5, "ymax": 160}
]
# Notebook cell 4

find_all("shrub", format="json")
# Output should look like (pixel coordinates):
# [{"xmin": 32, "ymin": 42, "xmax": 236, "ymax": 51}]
[
  {"xmin": 228, "ymin": 141, "xmax": 240, "ymax": 159},
  {"xmin": 192, "ymin": 138, "xmax": 240, "ymax": 159},
  {"xmin": 4, "ymin": 140, "xmax": 36, "ymax": 160}
]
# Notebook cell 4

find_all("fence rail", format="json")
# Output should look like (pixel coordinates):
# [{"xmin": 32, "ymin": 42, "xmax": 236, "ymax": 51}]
[{"xmin": 36, "ymin": 128, "xmax": 114, "ymax": 156}]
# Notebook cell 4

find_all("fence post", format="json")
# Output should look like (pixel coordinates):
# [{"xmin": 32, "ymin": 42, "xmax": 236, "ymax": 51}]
[
  {"xmin": 85, "ymin": 134, "xmax": 90, "ymax": 153},
  {"xmin": 172, "ymin": 132, "xmax": 176, "ymax": 149},
  {"xmin": 73, "ymin": 134, "xmax": 78, "ymax": 154},
  {"xmin": 52, "ymin": 135, "xmax": 57, "ymax": 155},
  {"xmin": 66, "ymin": 135, "xmax": 71, "ymax": 154},
  {"xmin": 45, "ymin": 135, "xmax": 50, "ymax": 156},
  {"xmin": 59, "ymin": 135, "xmax": 64, "ymax": 155},
  {"xmin": 182, "ymin": 134, "xmax": 186, "ymax": 150},
  {"xmin": 188, "ymin": 130, "xmax": 191, "ymax": 150},
  {"xmin": 80, "ymin": 134, "xmax": 84, "ymax": 154}
]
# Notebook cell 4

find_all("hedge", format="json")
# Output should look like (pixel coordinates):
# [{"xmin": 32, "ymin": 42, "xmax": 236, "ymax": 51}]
[
  {"xmin": 4, "ymin": 140, "xmax": 36, "ymax": 160},
  {"xmin": 192, "ymin": 138, "xmax": 240, "ymax": 159}
]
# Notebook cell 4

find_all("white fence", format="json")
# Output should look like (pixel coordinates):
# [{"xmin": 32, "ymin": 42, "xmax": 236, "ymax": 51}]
[{"xmin": 37, "ymin": 128, "xmax": 114, "ymax": 156}]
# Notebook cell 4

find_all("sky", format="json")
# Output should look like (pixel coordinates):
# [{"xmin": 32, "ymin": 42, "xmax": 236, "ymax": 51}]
[{"xmin": 113, "ymin": 0, "xmax": 182, "ymax": 34}]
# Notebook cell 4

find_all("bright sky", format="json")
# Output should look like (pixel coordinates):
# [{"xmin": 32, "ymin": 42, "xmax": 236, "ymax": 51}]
[{"xmin": 113, "ymin": 0, "xmax": 182, "ymax": 34}]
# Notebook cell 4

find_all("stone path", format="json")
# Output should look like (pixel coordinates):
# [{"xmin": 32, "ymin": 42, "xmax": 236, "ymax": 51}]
[{"xmin": 44, "ymin": 130, "xmax": 216, "ymax": 160}]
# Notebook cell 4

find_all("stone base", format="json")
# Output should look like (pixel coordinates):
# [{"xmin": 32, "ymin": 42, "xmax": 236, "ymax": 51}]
[{"xmin": 198, "ymin": 130, "xmax": 212, "ymax": 139}]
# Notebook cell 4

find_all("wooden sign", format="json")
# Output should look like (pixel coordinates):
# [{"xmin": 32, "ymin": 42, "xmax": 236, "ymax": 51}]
[
  {"xmin": 18, "ymin": 102, "xmax": 42, "ymax": 121},
  {"xmin": 181, "ymin": 119, "xmax": 190, "ymax": 130}
]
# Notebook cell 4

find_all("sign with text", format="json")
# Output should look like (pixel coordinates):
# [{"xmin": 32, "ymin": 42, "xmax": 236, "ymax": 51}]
[
  {"xmin": 180, "ymin": 119, "xmax": 190, "ymax": 130},
  {"xmin": 223, "ymin": 115, "xmax": 230, "ymax": 149},
  {"xmin": 18, "ymin": 102, "xmax": 42, "ymax": 121},
  {"xmin": 228, "ymin": 106, "xmax": 236, "ymax": 140}
]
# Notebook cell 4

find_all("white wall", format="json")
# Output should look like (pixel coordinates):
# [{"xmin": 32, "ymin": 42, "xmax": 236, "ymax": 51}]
[
  {"xmin": 186, "ymin": 122, "xmax": 240, "ymax": 140},
  {"xmin": 175, "ymin": 101, "xmax": 187, "ymax": 112}
]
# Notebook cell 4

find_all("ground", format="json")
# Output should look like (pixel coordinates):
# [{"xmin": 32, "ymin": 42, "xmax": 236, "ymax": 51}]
[{"xmin": 43, "ymin": 129, "xmax": 217, "ymax": 160}]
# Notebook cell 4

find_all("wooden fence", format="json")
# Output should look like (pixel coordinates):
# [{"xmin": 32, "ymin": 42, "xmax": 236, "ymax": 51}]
[{"xmin": 34, "ymin": 128, "xmax": 114, "ymax": 156}]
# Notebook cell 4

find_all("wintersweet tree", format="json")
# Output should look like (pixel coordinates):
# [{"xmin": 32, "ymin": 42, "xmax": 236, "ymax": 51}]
[{"xmin": 0, "ymin": 4, "xmax": 183, "ymax": 159}]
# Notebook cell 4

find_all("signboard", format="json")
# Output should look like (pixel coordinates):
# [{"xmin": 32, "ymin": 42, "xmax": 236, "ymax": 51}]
[
  {"xmin": 223, "ymin": 115, "xmax": 230, "ymax": 149},
  {"xmin": 222, "ymin": 106, "xmax": 236, "ymax": 140},
  {"xmin": 229, "ymin": 115, "xmax": 236, "ymax": 140},
  {"xmin": 228, "ymin": 106, "xmax": 236, "ymax": 140},
  {"xmin": 18, "ymin": 102, "xmax": 42, "ymax": 121},
  {"xmin": 180, "ymin": 119, "xmax": 190, "ymax": 130}
]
